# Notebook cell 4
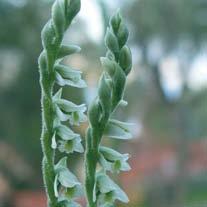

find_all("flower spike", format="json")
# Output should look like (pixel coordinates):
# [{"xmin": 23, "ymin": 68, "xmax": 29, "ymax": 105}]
[
  {"xmin": 38, "ymin": 1, "xmax": 86, "ymax": 206},
  {"xmin": 85, "ymin": 10, "xmax": 133, "ymax": 207}
]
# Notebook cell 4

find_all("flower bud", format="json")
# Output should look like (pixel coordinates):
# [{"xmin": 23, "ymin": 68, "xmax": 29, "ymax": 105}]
[
  {"xmin": 41, "ymin": 20, "xmax": 56, "ymax": 51},
  {"xmin": 110, "ymin": 10, "xmax": 122, "ymax": 34},
  {"xmin": 100, "ymin": 57, "xmax": 116, "ymax": 77},
  {"xmin": 117, "ymin": 22, "xmax": 129, "ymax": 48},
  {"xmin": 52, "ymin": 0, "xmax": 65, "ymax": 37},
  {"xmin": 65, "ymin": 0, "xmax": 81, "ymax": 27},
  {"xmin": 119, "ymin": 45, "xmax": 132, "ymax": 75},
  {"xmin": 105, "ymin": 28, "xmax": 119, "ymax": 55}
]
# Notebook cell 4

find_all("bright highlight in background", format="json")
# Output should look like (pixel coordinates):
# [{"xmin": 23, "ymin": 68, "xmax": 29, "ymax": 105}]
[
  {"xmin": 188, "ymin": 53, "xmax": 207, "ymax": 91},
  {"xmin": 79, "ymin": 0, "xmax": 104, "ymax": 43}
]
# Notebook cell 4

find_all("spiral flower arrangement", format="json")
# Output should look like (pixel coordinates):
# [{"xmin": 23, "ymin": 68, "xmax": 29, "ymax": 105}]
[
  {"xmin": 85, "ymin": 10, "xmax": 132, "ymax": 207},
  {"xmin": 38, "ymin": 0, "xmax": 86, "ymax": 207},
  {"xmin": 38, "ymin": 1, "xmax": 132, "ymax": 207}
]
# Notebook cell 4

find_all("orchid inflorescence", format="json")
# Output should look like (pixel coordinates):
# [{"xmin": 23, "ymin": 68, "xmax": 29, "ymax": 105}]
[
  {"xmin": 38, "ymin": 0, "xmax": 86, "ymax": 206},
  {"xmin": 38, "ymin": 0, "xmax": 133, "ymax": 207},
  {"xmin": 85, "ymin": 10, "xmax": 133, "ymax": 207}
]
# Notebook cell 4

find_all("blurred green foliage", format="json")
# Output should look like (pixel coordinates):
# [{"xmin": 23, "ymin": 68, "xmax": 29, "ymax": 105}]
[{"xmin": 0, "ymin": 0, "xmax": 44, "ymax": 187}]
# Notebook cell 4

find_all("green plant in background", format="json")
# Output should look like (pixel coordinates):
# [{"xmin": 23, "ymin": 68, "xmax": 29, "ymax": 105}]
[
  {"xmin": 38, "ymin": 0, "xmax": 132, "ymax": 207},
  {"xmin": 85, "ymin": 10, "xmax": 132, "ymax": 207},
  {"xmin": 38, "ymin": 0, "xmax": 87, "ymax": 206}
]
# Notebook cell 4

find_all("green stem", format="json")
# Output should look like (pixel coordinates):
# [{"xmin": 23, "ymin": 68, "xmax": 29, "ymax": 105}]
[
  {"xmin": 85, "ymin": 122, "xmax": 109, "ymax": 207},
  {"xmin": 85, "ymin": 149, "xmax": 97, "ymax": 207},
  {"xmin": 85, "ymin": 129, "xmax": 99, "ymax": 207},
  {"xmin": 40, "ymin": 70, "xmax": 59, "ymax": 207}
]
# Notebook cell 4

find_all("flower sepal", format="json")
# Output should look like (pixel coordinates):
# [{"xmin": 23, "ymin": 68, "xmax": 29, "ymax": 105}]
[
  {"xmin": 99, "ymin": 146, "xmax": 131, "ymax": 173},
  {"xmin": 54, "ymin": 157, "xmax": 83, "ymax": 202},
  {"xmin": 104, "ymin": 119, "xmax": 133, "ymax": 140},
  {"xmin": 93, "ymin": 172, "xmax": 129, "ymax": 205}
]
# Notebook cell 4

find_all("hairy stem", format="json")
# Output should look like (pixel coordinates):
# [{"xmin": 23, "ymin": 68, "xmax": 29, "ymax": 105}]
[
  {"xmin": 85, "ymin": 128, "xmax": 102, "ymax": 207},
  {"xmin": 38, "ymin": 1, "xmax": 83, "ymax": 206},
  {"xmin": 40, "ymin": 64, "xmax": 58, "ymax": 207},
  {"xmin": 85, "ymin": 118, "xmax": 109, "ymax": 206},
  {"xmin": 85, "ymin": 10, "xmax": 132, "ymax": 207}
]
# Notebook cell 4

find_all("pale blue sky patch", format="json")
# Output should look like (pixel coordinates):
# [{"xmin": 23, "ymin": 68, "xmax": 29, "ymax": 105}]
[
  {"xmin": 188, "ymin": 52, "xmax": 207, "ymax": 91},
  {"xmin": 159, "ymin": 56, "xmax": 184, "ymax": 101},
  {"xmin": 79, "ymin": 0, "xmax": 104, "ymax": 43}
]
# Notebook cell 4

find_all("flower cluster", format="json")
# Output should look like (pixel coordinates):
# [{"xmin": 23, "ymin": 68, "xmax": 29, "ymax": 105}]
[
  {"xmin": 39, "ymin": 1, "xmax": 133, "ymax": 206},
  {"xmin": 85, "ymin": 10, "xmax": 133, "ymax": 207},
  {"xmin": 38, "ymin": 0, "xmax": 86, "ymax": 206},
  {"xmin": 93, "ymin": 172, "xmax": 129, "ymax": 207},
  {"xmin": 54, "ymin": 157, "xmax": 83, "ymax": 207}
]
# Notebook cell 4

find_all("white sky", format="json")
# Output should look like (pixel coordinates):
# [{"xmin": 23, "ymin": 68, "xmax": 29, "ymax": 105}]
[
  {"xmin": 188, "ymin": 53, "xmax": 207, "ymax": 91},
  {"xmin": 79, "ymin": 0, "xmax": 104, "ymax": 43},
  {"xmin": 159, "ymin": 56, "xmax": 183, "ymax": 101}
]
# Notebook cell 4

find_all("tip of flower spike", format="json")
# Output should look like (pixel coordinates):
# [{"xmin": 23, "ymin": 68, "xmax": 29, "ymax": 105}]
[
  {"xmin": 110, "ymin": 9, "xmax": 122, "ymax": 34},
  {"xmin": 64, "ymin": 0, "xmax": 81, "ymax": 27}
]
